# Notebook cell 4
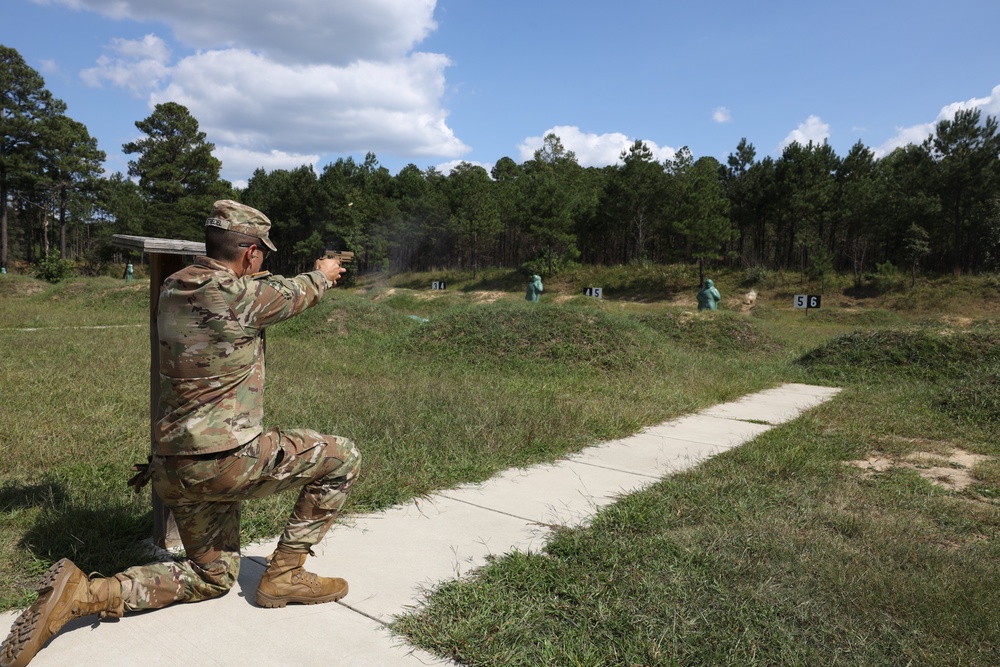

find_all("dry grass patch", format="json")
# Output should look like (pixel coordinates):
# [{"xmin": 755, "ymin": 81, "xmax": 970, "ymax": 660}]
[
  {"xmin": 471, "ymin": 290, "xmax": 507, "ymax": 303},
  {"xmin": 325, "ymin": 310, "xmax": 350, "ymax": 335},
  {"xmin": 846, "ymin": 446, "xmax": 994, "ymax": 492},
  {"xmin": 939, "ymin": 315, "xmax": 975, "ymax": 328},
  {"xmin": 0, "ymin": 281, "xmax": 46, "ymax": 297}
]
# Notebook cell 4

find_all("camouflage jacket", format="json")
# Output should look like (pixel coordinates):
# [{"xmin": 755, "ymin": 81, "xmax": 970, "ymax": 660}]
[{"xmin": 154, "ymin": 256, "xmax": 331, "ymax": 456}]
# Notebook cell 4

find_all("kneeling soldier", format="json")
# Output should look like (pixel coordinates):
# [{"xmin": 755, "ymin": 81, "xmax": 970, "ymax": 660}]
[{"xmin": 2, "ymin": 201, "xmax": 361, "ymax": 667}]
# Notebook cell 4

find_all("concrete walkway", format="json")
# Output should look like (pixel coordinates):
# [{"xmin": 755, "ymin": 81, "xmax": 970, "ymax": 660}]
[{"xmin": 2, "ymin": 383, "xmax": 840, "ymax": 667}]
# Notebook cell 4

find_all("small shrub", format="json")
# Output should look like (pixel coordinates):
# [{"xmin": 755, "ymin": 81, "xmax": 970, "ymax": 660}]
[
  {"xmin": 867, "ymin": 260, "xmax": 902, "ymax": 294},
  {"xmin": 520, "ymin": 249, "xmax": 582, "ymax": 278},
  {"xmin": 33, "ymin": 256, "xmax": 76, "ymax": 283},
  {"xmin": 741, "ymin": 265, "xmax": 774, "ymax": 287}
]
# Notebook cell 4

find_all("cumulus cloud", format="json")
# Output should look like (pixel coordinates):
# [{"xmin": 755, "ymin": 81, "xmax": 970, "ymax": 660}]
[
  {"xmin": 213, "ymin": 146, "xmax": 321, "ymax": 188},
  {"xmin": 151, "ymin": 49, "xmax": 466, "ymax": 158},
  {"xmin": 39, "ymin": 0, "xmax": 438, "ymax": 65},
  {"xmin": 874, "ymin": 84, "xmax": 1000, "ymax": 157},
  {"xmin": 517, "ymin": 126, "xmax": 676, "ymax": 167},
  {"xmin": 779, "ymin": 115, "xmax": 830, "ymax": 150},
  {"xmin": 81, "ymin": 34, "xmax": 171, "ymax": 95},
  {"xmin": 712, "ymin": 107, "xmax": 731, "ymax": 123},
  {"xmin": 61, "ymin": 0, "xmax": 468, "ymax": 181},
  {"xmin": 434, "ymin": 159, "xmax": 493, "ymax": 176}
]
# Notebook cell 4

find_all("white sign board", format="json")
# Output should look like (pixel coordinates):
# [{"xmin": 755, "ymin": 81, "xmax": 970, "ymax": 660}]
[
  {"xmin": 793, "ymin": 294, "xmax": 821, "ymax": 309},
  {"xmin": 431, "ymin": 281, "xmax": 447, "ymax": 290},
  {"xmin": 583, "ymin": 287, "xmax": 603, "ymax": 299}
]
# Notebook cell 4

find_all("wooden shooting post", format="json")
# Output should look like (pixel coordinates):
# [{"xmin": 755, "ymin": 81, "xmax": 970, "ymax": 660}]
[{"xmin": 111, "ymin": 234, "xmax": 205, "ymax": 551}]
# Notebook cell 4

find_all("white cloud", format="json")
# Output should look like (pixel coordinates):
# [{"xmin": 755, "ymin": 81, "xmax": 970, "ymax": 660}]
[
  {"xmin": 41, "ymin": 0, "xmax": 438, "ymax": 65},
  {"xmin": 517, "ymin": 126, "xmax": 676, "ymax": 167},
  {"xmin": 434, "ymin": 159, "xmax": 493, "ymax": 176},
  {"xmin": 873, "ymin": 123, "xmax": 936, "ymax": 157},
  {"xmin": 874, "ymin": 84, "xmax": 1000, "ymax": 157},
  {"xmin": 81, "ymin": 34, "xmax": 172, "ymax": 95},
  {"xmin": 62, "ymin": 0, "xmax": 468, "ymax": 182},
  {"xmin": 712, "ymin": 107, "xmax": 731, "ymax": 123},
  {"xmin": 779, "ymin": 115, "xmax": 830, "ymax": 150},
  {"xmin": 151, "ymin": 49, "xmax": 466, "ymax": 160},
  {"xmin": 213, "ymin": 147, "xmax": 320, "ymax": 188}
]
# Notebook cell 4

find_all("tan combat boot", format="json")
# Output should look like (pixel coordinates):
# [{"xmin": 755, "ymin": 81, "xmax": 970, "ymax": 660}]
[
  {"xmin": 1, "ymin": 559, "xmax": 123, "ymax": 667},
  {"xmin": 255, "ymin": 548, "xmax": 348, "ymax": 608}
]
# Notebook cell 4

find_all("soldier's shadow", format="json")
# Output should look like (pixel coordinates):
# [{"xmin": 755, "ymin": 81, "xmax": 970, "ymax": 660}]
[
  {"xmin": 3, "ymin": 479, "xmax": 152, "ymax": 580},
  {"xmin": 0, "ymin": 480, "xmax": 68, "ymax": 512}
]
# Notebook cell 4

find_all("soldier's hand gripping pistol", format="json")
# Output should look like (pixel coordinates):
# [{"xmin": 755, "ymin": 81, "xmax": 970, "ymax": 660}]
[{"xmin": 316, "ymin": 248, "xmax": 353, "ymax": 287}]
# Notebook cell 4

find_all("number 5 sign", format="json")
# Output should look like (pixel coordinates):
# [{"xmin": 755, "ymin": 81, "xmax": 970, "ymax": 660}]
[{"xmin": 794, "ymin": 294, "xmax": 821, "ymax": 309}]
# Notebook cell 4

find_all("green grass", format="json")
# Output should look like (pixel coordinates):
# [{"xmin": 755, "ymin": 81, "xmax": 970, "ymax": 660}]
[
  {"xmin": 798, "ymin": 327, "xmax": 1000, "ymax": 383},
  {"xmin": 394, "ymin": 372, "xmax": 1000, "ymax": 667},
  {"xmin": 0, "ymin": 271, "xmax": 792, "ymax": 608},
  {"xmin": 2, "ymin": 268, "xmax": 999, "ymax": 665}
]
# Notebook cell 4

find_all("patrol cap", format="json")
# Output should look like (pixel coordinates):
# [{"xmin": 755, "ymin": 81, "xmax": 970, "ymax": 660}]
[{"xmin": 205, "ymin": 200, "xmax": 278, "ymax": 252}]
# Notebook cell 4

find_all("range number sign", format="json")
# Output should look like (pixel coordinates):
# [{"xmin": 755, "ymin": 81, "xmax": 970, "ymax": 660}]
[{"xmin": 793, "ymin": 294, "xmax": 821, "ymax": 309}]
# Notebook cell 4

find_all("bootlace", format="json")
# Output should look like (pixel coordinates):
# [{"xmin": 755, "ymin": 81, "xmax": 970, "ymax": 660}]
[
  {"xmin": 292, "ymin": 568, "xmax": 321, "ymax": 588},
  {"xmin": 300, "ymin": 570, "xmax": 320, "ymax": 585}
]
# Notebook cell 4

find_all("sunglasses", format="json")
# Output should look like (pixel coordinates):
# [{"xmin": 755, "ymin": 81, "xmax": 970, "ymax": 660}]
[{"xmin": 238, "ymin": 241, "xmax": 269, "ymax": 259}]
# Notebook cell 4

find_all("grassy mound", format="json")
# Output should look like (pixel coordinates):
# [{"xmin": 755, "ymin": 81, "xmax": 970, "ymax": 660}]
[
  {"xmin": 0, "ymin": 274, "xmax": 49, "ymax": 298},
  {"xmin": 370, "ymin": 287, "xmax": 470, "ymax": 317},
  {"xmin": 798, "ymin": 327, "xmax": 1000, "ymax": 382},
  {"xmin": 785, "ymin": 307, "xmax": 907, "ymax": 327},
  {"xmin": 402, "ymin": 301, "xmax": 658, "ymax": 371},
  {"xmin": 271, "ymin": 292, "xmax": 419, "ymax": 338},
  {"xmin": 637, "ymin": 309, "xmax": 782, "ymax": 354},
  {"xmin": 21, "ymin": 277, "xmax": 150, "ymax": 311}
]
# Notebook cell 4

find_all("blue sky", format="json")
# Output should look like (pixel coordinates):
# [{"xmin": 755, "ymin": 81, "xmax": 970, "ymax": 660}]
[{"xmin": 5, "ymin": 0, "xmax": 1000, "ymax": 187}]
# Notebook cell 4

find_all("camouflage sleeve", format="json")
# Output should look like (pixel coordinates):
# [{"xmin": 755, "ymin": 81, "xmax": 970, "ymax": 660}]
[{"xmin": 223, "ymin": 270, "xmax": 331, "ymax": 332}]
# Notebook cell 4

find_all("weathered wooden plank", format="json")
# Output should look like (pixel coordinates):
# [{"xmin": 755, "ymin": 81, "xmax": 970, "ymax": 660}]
[{"xmin": 111, "ymin": 234, "xmax": 205, "ymax": 256}]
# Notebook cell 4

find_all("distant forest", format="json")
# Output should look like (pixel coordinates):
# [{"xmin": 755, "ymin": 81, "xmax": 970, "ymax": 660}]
[{"xmin": 4, "ymin": 44, "xmax": 1000, "ymax": 281}]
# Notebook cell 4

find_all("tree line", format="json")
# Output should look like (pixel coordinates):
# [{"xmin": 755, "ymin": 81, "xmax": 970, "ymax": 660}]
[{"xmin": 4, "ymin": 44, "xmax": 1000, "ymax": 282}]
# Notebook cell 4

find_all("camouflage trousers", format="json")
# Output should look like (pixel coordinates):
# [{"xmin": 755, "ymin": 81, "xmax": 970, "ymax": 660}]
[{"xmin": 117, "ymin": 428, "xmax": 360, "ymax": 612}]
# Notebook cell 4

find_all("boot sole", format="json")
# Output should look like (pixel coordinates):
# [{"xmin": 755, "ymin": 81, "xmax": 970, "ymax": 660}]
[
  {"xmin": 1, "ymin": 559, "xmax": 78, "ymax": 667},
  {"xmin": 255, "ymin": 586, "xmax": 348, "ymax": 609}
]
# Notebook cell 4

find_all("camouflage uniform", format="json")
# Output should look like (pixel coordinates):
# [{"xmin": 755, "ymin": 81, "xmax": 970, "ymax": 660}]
[
  {"xmin": 0, "ymin": 202, "xmax": 359, "ymax": 667},
  {"xmin": 117, "ymin": 204, "xmax": 360, "ymax": 612}
]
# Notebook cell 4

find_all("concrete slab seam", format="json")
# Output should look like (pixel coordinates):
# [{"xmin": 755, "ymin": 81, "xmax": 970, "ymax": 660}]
[{"xmin": 439, "ymin": 493, "xmax": 593, "ymax": 530}]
